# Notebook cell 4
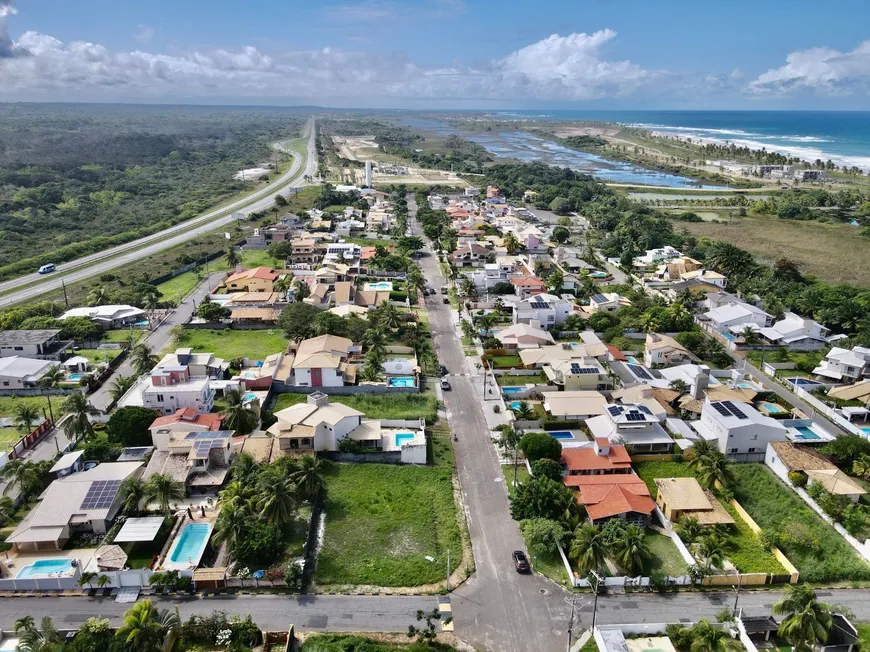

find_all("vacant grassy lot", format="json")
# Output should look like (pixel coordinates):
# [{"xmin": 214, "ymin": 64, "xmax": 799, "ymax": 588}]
[
  {"xmin": 634, "ymin": 461, "xmax": 784, "ymax": 574},
  {"xmin": 0, "ymin": 395, "xmax": 53, "ymax": 419},
  {"xmin": 487, "ymin": 355, "xmax": 523, "ymax": 369},
  {"xmin": 730, "ymin": 464, "xmax": 870, "ymax": 582},
  {"xmin": 173, "ymin": 328, "xmax": 288, "ymax": 361},
  {"xmin": 681, "ymin": 213, "xmax": 870, "ymax": 287},
  {"xmin": 643, "ymin": 529, "xmax": 688, "ymax": 577},
  {"xmin": 497, "ymin": 373, "xmax": 547, "ymax": 387},
  {"xmin": 73, "ymin": 348, "xmax": 119, "ymax": 364},
  {"xmin": 273, "ymin": 392, "xmax": 438, "ymax": 423},
  {"xmin": 0, "ymin": 426, "xmax": 23, "ymax": 450},
  {"xmin": 301, "ymin": 634, "xmax": 457, "ymax": 652},
  {"xmin": 155, "ymin": 270, "xmax": 204, "ymax": 303},
  {"xmin": 316, "ymin": 464, "xmax": 462, "ymax": 587},
  {"xmin": 102, "ymin": 329, "xmax": 143, "ymax": 344}
]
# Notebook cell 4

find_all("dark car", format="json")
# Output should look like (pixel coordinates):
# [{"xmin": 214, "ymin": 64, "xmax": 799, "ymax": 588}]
[
  {"xmin": 442, "ymin": 297, "xmax": 450, "ymax": 304},
  {"xmin": 440, "ymin": 379, "xmax": 451, "ymax": 391},
  {"xmin": 439, "ymin": 365, "xmax": 448, "ymax": 376},
  {"xmin": 512, "ymin": 551, "xmax": 530, "ymax": 573}
]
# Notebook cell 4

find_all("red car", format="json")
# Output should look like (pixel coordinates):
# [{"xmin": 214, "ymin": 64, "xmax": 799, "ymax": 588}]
[{"xmin": 512, "ymin": 550, "xmax": 530, "ymax": 573}]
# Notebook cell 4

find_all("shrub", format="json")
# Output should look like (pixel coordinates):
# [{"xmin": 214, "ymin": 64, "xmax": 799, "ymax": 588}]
[
  {"xmin": 519, "ymin": 432, "xmax": 562, "ymax": 462},
  {"xmin": 665, "ymin": 624, "xmax": 694, "ymax": 651},
  {"xmin": 788, "ymin": 471, "xmax": 807, "ymax": 487},
  {"xmin": 520, "ymin": 517, "xmax": 566, "ymax": 555},
  {"xmin": 530, "ymin": 458, "xmax": 563, "ymax": 482},
  {"xmin": 509, "ymin": 476, "xmax": 573, "ymax": 522},
  {"xmin": 234, "ymin": 522, "xmax": 280, "ymax": 568}
]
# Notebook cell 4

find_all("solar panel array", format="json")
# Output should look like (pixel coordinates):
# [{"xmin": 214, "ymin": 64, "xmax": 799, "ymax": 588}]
[
  {"xmin": 607, "ymin": 405, "xmax": 624, "ymax": 417},
  {"xmin": 711, "ymin": 401, "xmax": 749, "ymax": 420},
  {"xmin": 627, "ymin": 364, "xmax": 653, "ymax": 380},
  {"xmin": 638, "ymin": 404, "xmax": 653, "ymax": 415},
  {"xmin": 625, "ymin": 410, "xmax": 647, "ymax": 422},
  {"xmin": 591, "ymin": 294, "xmax": 608, "ymax": 304},
  {"xmin": 184, "ymin": 431, "xmax": 232, "ymax": 459},
  {"xmin": 80, "ymin": 480, "xmax": 122, "ymax": 510},
  {"xmin": 569, "ymin": 363, "xmax": 598, "ymax": 375}
]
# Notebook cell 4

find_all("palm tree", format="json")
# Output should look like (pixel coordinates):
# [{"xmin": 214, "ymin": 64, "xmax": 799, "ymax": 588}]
[
  {"xmin": 225, "ymin": 247, "xmax": 240, "ymax": 269},
  {"xmin": 78, "ymin": 571, "xmax": 97, "ymax": 589},
  {"xmin": 773, "ymin": 584, "xmax": 832, "ymax": 651},
  {"xmin": 699, "ymin": 531, "xmax": 729, "ymax": 569},
  {"xmin": 614, "ymin": 524, "xmax": 649, "ymax": 575},
  {"xmin": 118, "ymin": 476, "xmax": 146, "ymax": 515},
  {"xmin": 258, "ymin": 471, "xmax": 297, "ymax": 532},
  {"xmin": 692, "ymin": 450, "xmax": 734, "ymax": 490},
  {"xmin": 477, "ymin": 313, "xmax": 496, "ymax": 338},
  {"xmin": 212, "ymin": 502, "xmax": 249, "ymax": 552},
  {"xmin": 273, "ymin": 275, "xmax": 292, "ymax": 297},
  {"xmin": 146, "ymin": 473, "xmax": 184, "ymax": 515},
  {"xmin": 690, "ymin": 619, "xmax": 741, "ymax": 652},
  {"xmin": 676, "ymin": 516, "xmax": 703, "ymax": 544},
  {"xmin": 511, "ymin": 401, "xmax": 535, "ymax": 421},
  {"xmin": 39, "ymin": 365, "xmax": 64, "ymax": 388},
  {"xmin": 230, "ymin": 452, "xmax": 259, "ymax": 484},
  {"xmin": 15, "ymin": 404, "xmax": 40, "ymax": 432},
  {"xmin": 13, "ymin": 616, "xmax": 34, "ymax": 634},
  {"xmin": 359, "ymin": 362, "xmax": 383, "ymax": 383},
  {"xmin": 293, "ymin": 278, "xmax": 311, "ymax": 301},
  {"xmin": 460, "ymin": 320, "xmax": 476, "ymax": 342},
  {"xmin": 503, "ymin": 232, "xmax": 521, "ymax": 255},
  {"xmin": 61, "ymin": 393, "xmax": 98, "ymax": 442},
  {"xmin": 570, "ymin": 523, "xmax": 607, "ymax": 573},
  {"xmin": 413, "ymin": 338, "xmax": 436, "ymax": 372},
  {"xmin": 115, "ymin": 601, "xmax": 163, "ymax": 652},
  {"xmin": 130, "ymin": 343, "xmax": 157, "ymax": 376},
  {"xmin": 1, "ymin": 459, "xmax": 38, "ymax": 496},
  {"xmin": 16, "ymin": 616, "xmax": 61, "ymax": 652},
  {"xmin": 108, "ymin": 375, "xmax": 136, "ymax": 403},
  {"xmin": 364, "ymin": 329, "xmax": 387, "ymax": 360},
  {"xmin": 87, "ymin": 286, "xmax": 110, "ymax": 307},
  {"xmin": 221, "ymin": 388, "xmax": 258, "ymax": 435},
  {"xmin": 97, "ymin": 574, "xmax": 111, "ymax": 589},
  {"xmin": 739, "ymin": 325, "xmax": 759, "ymax": 345},
  {"xmin": 377, "ymin": 303, "xmax": 402, "ymax": 331},
  {"xmin": 0, "ymin": 495, "xmax": 15, "ymax": 525},
  {"xmin": 459, "ymin": 277, "xmax": 477, "ymax": 298},
  {"xmin": 853, "ymin": 454, "xmax": 870, "ymax": 481},
  {"xmin": 669, "ymin": 379, "xmax": 689, "ymax": 394},
  {"xmin": 291, "ymin": 454, "xmax": 327, "ymax": 503}
]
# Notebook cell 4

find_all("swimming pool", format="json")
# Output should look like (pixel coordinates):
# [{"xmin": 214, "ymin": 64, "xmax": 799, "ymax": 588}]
[
  {"xmin": 793, "ymin": 426, "xmax": 821, "ymax": 441},
  {"xmin": 364, "ymin": 281, "xmax": 393, "ymax": 291},
  {"xmin": 721, "ymin": 332, "xmax": 736, "ymax": 342},
  {"xmin": 388, "ymin": 376, "xmax": 416, "ymax": 388},
  {"xmin": 502, "ymin": 386, "xmax": 526, "ymax": 395},
  {"xmin": 861, "ymin": 426, "xmax": 870, "ymax": 435},
  {"xmin": 394, "ymin": 433, "xmax": 415, "ymax": 447},
  {"xmin": 165, "ymin": 522, "xmax": 212, "ymax": 569},
  {"xmin": 548, "ymin": 431, "xmax": 575, "ymax": 440},
  {"xmin": 16, "ymin": 558, "xmax": 76, "ymax": 579},
  {"xmin": 786, "ymin": 377, "xmax": 823, "ymax": 388},
  {"xmin": 761, "ymin": 402, "xmax": 786, "ymax": 414},
  {"xmin": 67, "ymin": 373, "xmax": 89, "ymax": 381},
  {"xmin": 626, "ymin": 356, "xmax": 640, "ymax": 365},
  {"xmin": 736, "ymin": 382, "xmax": 755, "ymax": 390},
  {"xmin": 509, "ymin": 401, "xmax": 523, "ymax": 411},
  {"xmin": 590, "ymin": 271, "xmax": 608, "ymax": 278}
]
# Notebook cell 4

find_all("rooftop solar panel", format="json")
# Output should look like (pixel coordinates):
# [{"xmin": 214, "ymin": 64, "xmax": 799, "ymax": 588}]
[
  {"xmin": 80, "ymin": 479, "xmax": 122, "ymax": 510},
  {"xmin": 722, "ymin": 400, "xmax": 748, "ymax": 419},
  {"xmin": 591, "ymin": 294, "xmax": 608, "ymax": 303},
  {"xmin": 607, "ymin": 406, "xmax": 623, "ymax": 417},
  {"xmin": 625, "ymin": 411, "xmax": 645, "ymax": 422},
  {"xmin": 712, "ymin": 402, "xmax": 733, "ymax": 417},
  {"xmin": 627, "ymin": 364, "xmax": 653, "ymax": 381},
  {"xmin": 638, "ymin": 405, "xmax": 653, "ymax": 415}
]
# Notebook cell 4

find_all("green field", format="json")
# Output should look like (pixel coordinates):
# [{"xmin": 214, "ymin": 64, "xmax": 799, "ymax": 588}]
[
  {"xmin": 155, "ymin": 271, "xmax": 205, "ymax": 303},
  {"xmin": 730, "ymin": 464, "xmax": 870, "ymax": 582},
  {"xmin": 0, "ymin": 426, "xmax": 24, "ymax": 450},
  {"xmin": 643, "ymin": 529, "xmax": 689, "ymax": 577},
  {"xmin": 0, "ymin": 395, "xmax": 54, "ymax": 419},
  {"xmin": 273, "ymin": 391, "xmax": 438, "ymax": 423},
  {"xmin": 301, "ymin": 634, "xmax": 456, "ymax": 652},
  {"xmin": 101, "ymin": 329, "xmax": 143, "ymax": 344},
  {"xmin": 155, "ymin": 250, "xmax": 284, "ymax": 302},
  {"xmin": 73, "ymin": 348, "xmax": 120, "ymax": 364},
  {"xmin": 315, "ymin": 464, "xmax": 462, "ymax": 587},
  {"xmin": 172, "ymin": 328, "xmax": 288, "ymax": 361},
  {"xmin": 496, "ymin": 373, "xmax": 547, "ymax": 386}
]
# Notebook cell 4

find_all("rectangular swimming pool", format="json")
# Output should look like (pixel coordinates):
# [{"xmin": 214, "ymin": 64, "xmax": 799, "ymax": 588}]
[
  {"xmin": 502, "ymin": 386, "xmax": 526, "ymax": 395},
  {"xmin": 364, "ymin": 281, "xmax": 393, "ymax": 291},
  {"xmin": 167, "ymin": 522, "xmax": 212, "ymax": 569},
  {"xmin": 786, "ymin": 377, "xmax": 823, "ymax": 388},
  {"xmin": 761, "ymin": 402, "xmax": 786, "ymax": 414},
  {"xmin": 861, "ymin": 426, "xmax": 870, "ymax": 435},
  {"xmin": 548, "ymin": 431, "xmax": 575, "ymax": 440},
  {"xmin": 793, "ymin": 426, "xmax": 821, "ymax": 441},
  {"xmin": 388, "ymin": 376, "xmax": 416, "ymax": 388},
  {"xmin": 16, "ymin": 558, "xmax": 75, "ymax": 579},
  {"xmin": 394, "ymin": 433, "xmax": 415, "ymax": 447}
]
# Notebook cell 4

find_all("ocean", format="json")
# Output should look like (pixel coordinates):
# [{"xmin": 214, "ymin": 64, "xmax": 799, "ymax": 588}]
[{"xmin": 487, "ymin": 110, "xmax": 870, "ymax": 173}]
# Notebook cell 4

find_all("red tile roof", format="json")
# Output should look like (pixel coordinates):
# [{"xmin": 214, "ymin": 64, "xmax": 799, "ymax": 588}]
[
  {"xmin": 360, "ymin": 247, "xmax": 377, "ymax": 260},
  {"xmin": 149, "ymin": 409, "xmax": 225, "ymax": 431},
  {"xmin": 563, "ymin": 474, "xmax": 655, "ymax": 521},
  {"xmin": 561, "ymin": 444, "xmax": 632, "ymax": 473},
  {"xmin": 511, "ymin": 276, "xmax": 545, "ymax": 287},
  {"xmin": 605, "ymin": 344, "xmax": 627, "ymax": 362}
]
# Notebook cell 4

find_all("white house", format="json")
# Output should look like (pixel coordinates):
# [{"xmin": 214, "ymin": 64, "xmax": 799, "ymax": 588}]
[
  {"xmin": 644, "ymin": 333, "xmax": 697, "ymax": 367},
  {"xmin": 758, "ymin": 312, "xmax": 831, "ymax": 350},
  {"xmin": 288, "ymin": 334, "xmax": 357, "ymax": 388},
  {"xmin": 700, "ymin": 300, "xmax": 773, "ymax": 333},
  {"xmin": 692, "ymin": 399, "xmax": 788, "ymax": 462},
  {"xmin": 511, "ymin": 293, "xmax": 572, "ymax": 329},
  {"xmin": 143, "ymin": 429, "xmax": 235, "ymax": 492},
  {"xmin": 462, "ymin": 263, "xmax": 511, "ymax": 292},
  {"xmin": 60, "ymin": 305, "xmax": 146, "ymax": 329},
  {"xmin": 543, "ymin": 358, "xmax": 609, "ymax": 390},
  {"xmin": 0, "ymin": 356, "xmax": 55, "ymax": 389},
  {"xmin": 496, "ymin": 322, "xmax": 555, "ymax": 350},
  {"xmin": 142, "ymin": 348, "xmax": 222, "ymax": 415},
  {"xmin": 586, "ymin": 403, "xmax": 674, "ymax": 453},
  {"xmin": 813, "ymin": 347, "xmax": 870, "ymax": 383},
  {"xmin": 634, "ymin": 246, "xmax": 683, "ymax": 267},
  {"xmin": 0, "ymin": 329, "xmax": 72, "ymax": 361},
  {"xmin": 578, "ymin": 293, "xmax": 632, "ymax": 316},
  {"xmin": 542, "ymin": 390, "xmax": 609, "ymax": 421}
]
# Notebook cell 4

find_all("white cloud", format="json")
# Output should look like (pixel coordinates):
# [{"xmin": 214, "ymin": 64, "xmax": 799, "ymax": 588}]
[
  {"xmin": 0, "ymin": 0, "xmax": 17, "ymax": 57},
  {"xmin": 749, "ymin": 40, "xmax": 870, "ymax": 95},
  {"xmin": 0, "ymin": 24, "xmax": 656, "ymax": 103},
  {"xmin": 133, "ymin": 24, "xmax": 154, "ymax": 43}
]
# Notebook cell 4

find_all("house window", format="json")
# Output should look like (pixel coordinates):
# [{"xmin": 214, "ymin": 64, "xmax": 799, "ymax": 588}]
[
  {"xmin": 156, "ymin": 394, "xmax": 164, "ymax": 402},
  {"xmin": 14, "ymin": 346, "xmax": 22, "ymax": 351},
  {"xmin": 301, "ymin": 438, "xmax": 311, "ymax": 446},
  {"xmin": 728, "ymin": 448, "xmax": 738, "ymax": 454},
  {"xmin": 748, "ymin": 447, "xmax": 756, "ymax": 453}
]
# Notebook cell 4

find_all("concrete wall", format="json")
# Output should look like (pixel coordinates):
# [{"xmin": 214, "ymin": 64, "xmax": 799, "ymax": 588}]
[
  {"xmin": 324, "ymin": 451, "xmax": 401, "ymax": 463},
  {"xmin": 271, "ymin": 384, "xmax": 419, "ymax": 396}
]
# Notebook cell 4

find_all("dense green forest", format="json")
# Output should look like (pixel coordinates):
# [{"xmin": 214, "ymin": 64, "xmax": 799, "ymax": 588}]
[
  {"xmin": 0, "ymin": 104, "xmax": 306, "ymax": 279},
  {"xmin": 483, "ymin": 162, "xmax": 870, "ymax": 343}
]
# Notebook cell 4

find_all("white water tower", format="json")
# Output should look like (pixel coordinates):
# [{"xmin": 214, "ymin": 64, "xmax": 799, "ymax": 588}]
[{"xmin": 364, "ymin": 160, "xmax": 373, "ymax": 187}]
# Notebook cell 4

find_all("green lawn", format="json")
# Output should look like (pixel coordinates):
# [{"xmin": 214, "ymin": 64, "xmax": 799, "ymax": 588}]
[
  {"xmin": 496, "ymin": 373, "xmax": 547, "ymax": 386},
  {"xmin": 487, "ymin": 355, "xmax": 523, "ymax": 368},
  {"xmin": 155, "ymin": 270, "xmax": 204, "ymax": 302},
  {"xmin": 316, "ymin": 464, "xmax": 462, "ymax": 587},
  {"xmin": 282, "ymin": 505, "xmax": 312, "ymax": 561},
  {"xmin": 73, "ymin": 348, "xmax": 119, "ymax": 364},
  {"xmin": 0, "ymin": 426, "xmax": 24, "ymax": 450},
  {"xmin": 0, "ymin": 395, "xmax": 54, "ymax": 420},
  {"xmin": 634, "ymin": 461, "xmax": 785, "ymax": 574},
  {"xmin": 643, "ymin": 529, "xmax": 688, "ymax": 577},
  {"xmin": 501, "ymin": 462, "xmax": 530, "ymax": 495},
  {"xmin": 172, "ymin": 328, "xmax": 288, "ymax": 361},
  {"xmin": 857, "ymin": 623, "xmax": 870, "ymax": 649},
  {"xmin": 730, "ymin": 464, "xmax": 870, "ymax": 582},
  {"xmin": 428, "ymin": 419, "xmax": 455, "ymax": 469},
  {"xmin": 102, "ymin": 329, "xmax": 142, "ymax": 344},
  {"xmin": 273, "ymin": 392, "xmax": 438, "ymax": 423},
  {"xmin": 301, "ymin": 634, "xmax": 457, "ymax": 652}
]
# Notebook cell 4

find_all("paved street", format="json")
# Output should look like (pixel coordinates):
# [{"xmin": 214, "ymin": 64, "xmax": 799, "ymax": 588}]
[{"xmin": 0, "ymin": 119, "xmax": 317, "ymax": 309}]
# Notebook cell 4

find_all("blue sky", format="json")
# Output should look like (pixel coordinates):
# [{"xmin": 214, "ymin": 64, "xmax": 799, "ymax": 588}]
[{"xmin": 2, "ymin": 0, "xmax": 870, "ymax": 107}]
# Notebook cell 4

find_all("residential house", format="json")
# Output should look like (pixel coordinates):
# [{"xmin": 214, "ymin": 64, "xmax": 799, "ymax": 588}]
[
  {"xmin": 691, "ymin": 399, "xmax": 788, "ymax": 462},
  {"xmin": 266, "ymin": 392, "xmax": 426, "ymax": 463},
  {"xmin": 634, "ymin": 246, "xmax": 683, "ymax": 268},
  {"xmin": 563, "ymin": 473, "xmax": 656, "ymax": 525},
  {"xmin": 562, "ymin": 438, "xmax": 632, "ymax": 475},
  {"xmin": 610, "ymin": 384, "xmax": 675, "ymax": 420},
  {"xmin": 354, "ymin": 290, "xmax": 391, "ymax": 309},
  {"xmin": 578, "ymin": 293, "xmax": 632, "ymax": 316},
  {"xmin": 224, "ymin": 291, "xmax": 283, "ymax": 308},
  {"xmin": 699, "ymin": 300, "xmax": 773, "ymax": 334},
  {"xmin": 333, "ymin": 281, "xmax": 355, "ymax": 307},
  {"xmin": 0, "ymin": 329, "xmax": 72, "ymax": 361},
  {"xmin": 678, "ymin": 269, "xmax": 727, "ymax": 288},
  {"xmin": 451, "ymin": 243, "xmax": 490, "ymax": 268},
  {"xmin": 142, "ymin": 349, "xmax": 225, "ymax": 415},
  {"xmin": 543, "ymin": 357, "xmax": 609, "ymax": 390},
  {"xmin": 224, "ymin": 267, "xmax": 282, "ymax": 293},
  {"xmin": 289, "ymin": 236, "xmax": 322, "ymax": 266},
  {"xmin": 653, "ymin": 256, "xmax": 702, "ymax": 281},
  {"xmin": 511, "ymin": 292, "xmax": 572, "ymax": 329},
  {"xmin": 813, "ymin": 347, "xmax": 870, "ymax": 382},
  {"xmin": 244, "ymin": 223, "xmax": 295, "ymax": 249},
  {"xmin": 654, "ymin": 477, "xmax": 735, "ymax": 525},
  {"xmin": 586, "ymin": 403, "xmax": 674, "ymax": 453},
  {"xmin": 495, "ymin": 322, "xmax": 554, "ymax": 350},
  {"xmin": 303, "ymin": 282, "xmax": 331, "ymax": 309},
  {"xmin": 0, "ymin": 356, "xmax": 55, "ymax": 389},
  {"xmin": 740, "ymin": 613, "xmax": 857, "ymax": 652},
  {"xmin": 144, "ymin": 430, "xmax": 234, "ymax": 493},
  {"xmin": 324, "ymin": 242, "xmax": 362, "ymax": 264},
  {"xmin": 766, "ymin": 441, "xmax": 866, "ymax": 502},
  {"xmin": 644, "ymin": 333, "xmax": 697, "ymax": 367},
  {"xmin": 462, "ymin": 263, "xmax": 511, "ymax": 292},
  {"xmin": 828, "ymin": 381, "xmax": 870, "ymax": 405},
  {"xmin": 149, "ymin": 408, "xmax": 224, "ymax": 440},
  {"xmin": 229, "ymin": 307, "xmax": 282, "ymax": 326},
  {"xmin": 286, "ymin": 335, "xmax": 357, "ymax": 388},
  {"xmin": 5, "ymin": 462, "xmax": 143, "ymax": 551},
  {"xmin": 60, "ymin": 305, "xmax": 145, "ymax": 329},
  {"xmin": 543, "ymin": 391, "xmax": 609, "ymax": 421},
  {"xmin": 335, "ymin": 219, "xmax": 365, "ymax": 238},
  {"xmin": 519, "ymin": 338, "xmax": 610, "ymax": 369},
  {"xmin": 49, "ymin": 450, "xmax": 84, "ymax": 478},
  {"xmin": 510, "ymin": 276, "xmax": 546, "ymax": 298},
  {"xmin": 662, "ymin": 278, "xmax": 726, "ymax": 303},
  {"xmin": 757, "ymin": 312, "xmax": 831, "ymax": 350}
]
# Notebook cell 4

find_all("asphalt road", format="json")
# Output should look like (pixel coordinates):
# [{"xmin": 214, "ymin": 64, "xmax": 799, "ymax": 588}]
[{"xmin": 0, "ymin": 119, "xmax": 318, "ymax": 309}]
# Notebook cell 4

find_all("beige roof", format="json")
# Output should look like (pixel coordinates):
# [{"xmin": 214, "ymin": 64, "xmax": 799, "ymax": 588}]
[
  {"xmin": 655, "ymin": 477, "xmax": 735, "ymax": 525},
  {"xmin": 519, "ymin": 343, "xmax": 607, "ymax": 367},
  {"xmin": 645, "ymin": 333, "xmax": 695, "ymax": 357},
  {"xmin": 769, "ymin": 441, "xmax": 835, "ymax": 472},
  {"xmin": 333, "ymin": 281, "xmax": 354, "ymax": 304},
  {"xmin": 543, "ymin": 391, "xmax": 608, "ymax": 417},
  {"xmin": 347, "ymin": 420, "xmax": 382, "ymax": 441},
  {"xmin": 806, "ymin": 469, "xmax": 867, "ymax": 496},
  {"xmin": 611, "ymin": 384, "xmax": 671, "ymax": 417},
  {"xmin": 239, "ymin": 436, "xmax": 275, "ymax": 463},
  {"xmin": 230, "ymin": 307, "xmax": 282, "ymax": 321},
  {"xmin": 225, "ymin": 292, "xmax": 280, "ymax": 305},
  {"xmin": 498, "ymin": 323, "xmax": 554, "ymax": 343},
  {"xmin": 267, "ymin": 421, "xmax": 315, "ymax": 438},
  {"xmin": 828, "ymin": 381, "xmax": 870, "ymax": 404},
  {"xmin": 293, "ymin": 334, "xmax": 353, "ymax": 369},
  {"xmin": 94, "ymin": 544, "xmax": 128, "ymax": 571},
  {"xmin": 329, "ymin": 304, "xmax": 369, "ymax": 317},
  {"xmin": 355, "ymin": 290, "xmax": 391, "ymax": 307},
  {"xmin": 273, "ymin": 400, "xmax": 363, "ymax": 428}
]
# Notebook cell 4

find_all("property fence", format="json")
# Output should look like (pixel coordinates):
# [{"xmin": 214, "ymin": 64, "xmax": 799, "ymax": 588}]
[
  {"xmin": 0, "ymin": 387, "xmax": 82, "ymax": 397},
  {"xmin": 271, "ymin": 384, "xmax": 419, "ymax": 396},
  {"xmin": 792, "ymin": 384, "xmax": 865, "ymax": 436},
  {"xmin": 7, "ymin": 419, "xmax": 54, "ymax": 461}
]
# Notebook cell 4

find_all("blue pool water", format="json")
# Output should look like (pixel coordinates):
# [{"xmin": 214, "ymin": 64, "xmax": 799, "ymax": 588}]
[
  {"xmin": 243, "ymin": 392, "xmax": 257, "ymax": 401},
  {"xmin": 394, "ymin": 433, "xmax": 415, "ymax": 447},
  {"xmin": 548, "ymin": 431, "xmax": 575, "ymax": 440},
  {"xmin": 16, "ymin": 558, "xmax": 75, "ymax": 579},
  {"xmin": 721, "ymin": 332, "xmax": 736, "ymax": 342},
  {"xmin": 786, "ymin": 377, "xmax": 823, "ymax": 387},
  {"xmin": 793, "ymin": 426, "xmax": 821, "ymax": 441},
  {"xmin": 364, "ymin": 281, "xmax": 393, "ymax": 291},
  {"xmin": 861, "ymin": 426, "xmax": 870, "ymax": 435},
  {"xmin": 169, "ymin": 523, "xmax": 211, "ymax": 564},
  {"xmin": 67, "ymin": 373, "xmax": 88, "ymax": 381},
  {"xmin": 761, "ymin": 402, "xmax": 786, "ymax": 414},
  {"xmin": 509, "ymin": 401, "xmax": 523, "ymax": 411},
  {"xmin": 626, "ymin": 356, "xmax": 640, "ymax": 365},
  {"xmin": 502, "ymin": 387, "xmax": 525, "ymax": 395},
  {"xmin": 590, "ymin": 271, "xmax": 608, "ymax": 278},
  {"xmin": 736, "ymin": 382, "xmax": 755, "ymax": 390},
  {"xmin": 388, "ymin": 376, "xmax": 416, "ymax": 388}
]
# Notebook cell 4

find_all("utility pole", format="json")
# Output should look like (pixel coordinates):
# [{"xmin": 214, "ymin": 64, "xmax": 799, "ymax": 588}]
[
  {"xmin": 590, "ymin": 570, "xmax": 603, "ymax": 631},
  {"xmin": 61, "ymin": 278, "xmax": 69, "ymax": 308},
  {"xmin": 732, "ymin": 572, "xmax": 743, "ymax": 616},
  {"xmin": 446, "ymin": 549, "xmax": 450, "ymax": 591}
]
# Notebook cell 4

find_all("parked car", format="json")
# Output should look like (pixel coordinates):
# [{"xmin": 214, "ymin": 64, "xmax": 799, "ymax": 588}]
[
  {"xmin": 440, "ymin": 379, "xmax": 451, "ymax": 391},
  {"xmin": 512, "ymin": 551, "xmax": 530, "ymax": 573},
  {"xmin": 442, "ymin": 297, "xmax": 450, "ymax": 304},
  {"xmin": 439, "ymin": 365, "xmax": 448, "ymax": 376},
  {"xmin": 440, "ymin": 286, "xmax": 448, "ymax": 294}
]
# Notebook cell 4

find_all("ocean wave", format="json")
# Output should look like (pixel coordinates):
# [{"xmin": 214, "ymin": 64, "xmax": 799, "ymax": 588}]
[
  {"xmin": 715, "ymin": 137, "xmax": 870, "ymax": 171},
  {"xmin": 632, "ymin": 123, "xmax": 759, "ymax": 137}
]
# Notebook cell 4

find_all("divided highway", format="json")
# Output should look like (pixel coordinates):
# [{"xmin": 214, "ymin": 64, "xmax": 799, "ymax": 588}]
[{"xmin": 0, "ymin": 118, "xmax": 318, "ymax": 309}]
